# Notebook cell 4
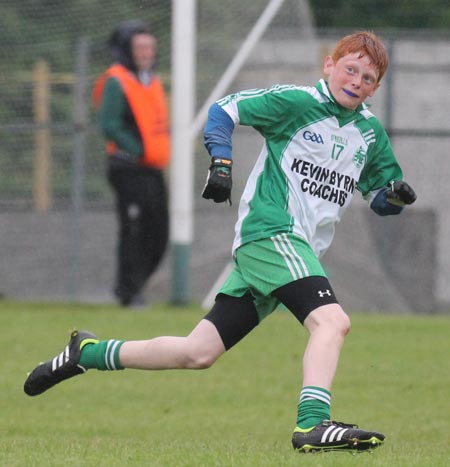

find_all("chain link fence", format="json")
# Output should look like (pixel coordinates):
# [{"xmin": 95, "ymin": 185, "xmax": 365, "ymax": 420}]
[{"xmin": 0, "ymin": 1, "xmax": 449, "ymax": 313}]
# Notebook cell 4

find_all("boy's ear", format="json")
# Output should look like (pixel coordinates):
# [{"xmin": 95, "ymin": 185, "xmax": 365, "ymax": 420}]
[{"xmin": 323, "ymin": 55, "xmax": 334, "ymax": 76}]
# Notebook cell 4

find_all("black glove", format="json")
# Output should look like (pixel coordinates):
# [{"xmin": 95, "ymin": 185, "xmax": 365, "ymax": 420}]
[
  {"xmin": 202, "ymin": 157, "xmax": 233, "ymax": 204},
  {"xmin": 386, "ymin": 180, "xmax": 417, "ymax": 207}
]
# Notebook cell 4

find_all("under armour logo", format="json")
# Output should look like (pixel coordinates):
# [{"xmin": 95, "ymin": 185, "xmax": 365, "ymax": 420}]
[{"xmin": 318, "ymin": 289, "xmax": 332, "ymax": 298}]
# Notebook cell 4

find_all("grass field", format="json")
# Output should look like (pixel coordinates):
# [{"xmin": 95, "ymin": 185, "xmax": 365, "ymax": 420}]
[{"xmin": 1, "ymin": 301, "xmax": 449, "ymax": 466}]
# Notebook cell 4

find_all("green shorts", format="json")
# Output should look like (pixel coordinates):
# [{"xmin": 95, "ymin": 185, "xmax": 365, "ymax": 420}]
[{"xmin": 218, "ymin": 233, "xmax": 326, "ymax": 321}]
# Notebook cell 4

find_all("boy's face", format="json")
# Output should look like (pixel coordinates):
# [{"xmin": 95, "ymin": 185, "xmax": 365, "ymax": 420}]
[{"xmin": 323, "ymin": 52, "xmax": 380, "ymax": 109}]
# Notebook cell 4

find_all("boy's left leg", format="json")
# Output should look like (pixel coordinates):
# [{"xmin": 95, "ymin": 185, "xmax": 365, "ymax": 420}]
[
  {"xmin": 273, "ymin": 278, "xmax": 385, "ymax": 453},
  {"xmin": 302, "ymin": 303, "xmax": 350, "ymax": 390}
]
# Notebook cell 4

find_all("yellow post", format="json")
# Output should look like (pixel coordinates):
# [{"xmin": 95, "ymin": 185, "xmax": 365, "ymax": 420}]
[{"xmin": 33, "ymin": 60, "xmax": 51, "ymax": 212}]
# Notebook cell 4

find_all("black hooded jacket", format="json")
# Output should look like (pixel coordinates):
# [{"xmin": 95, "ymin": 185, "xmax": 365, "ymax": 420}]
[{"xmin": 108, "ymin": 20, "xmax": 153, "ymax": 72}]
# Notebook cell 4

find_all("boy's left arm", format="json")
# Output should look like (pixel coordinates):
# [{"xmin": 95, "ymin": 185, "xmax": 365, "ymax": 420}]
[
  {"xmin": 369, "ymin": 180, "xmax": 417, "ymax": 216},
  {"xmin": 359, "ymin": 121, "xmax": 417, "ymax": 216}
]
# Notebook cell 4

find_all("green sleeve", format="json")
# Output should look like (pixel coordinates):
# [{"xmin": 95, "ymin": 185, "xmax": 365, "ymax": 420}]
[
  {"xmin": 357, "ymin": 119, "xmax": 403, "ymax": 196},
  {"xmin": 98, "ymin": 77, "xmax": 143, "ymax": 156},
  {"xmin": 236, "ymin": 86, "xmax": 311, "ymax": 138}
]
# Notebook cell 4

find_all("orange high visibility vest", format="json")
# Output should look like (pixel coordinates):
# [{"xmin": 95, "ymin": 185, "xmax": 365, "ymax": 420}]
[{"xmin": 93, "ymin": 64, "xmax": 170, "ymax": 169}]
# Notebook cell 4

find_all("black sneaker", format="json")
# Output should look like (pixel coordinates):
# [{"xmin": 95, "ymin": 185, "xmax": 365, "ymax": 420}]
[
  {"xmin": 292, "ymin": 420, "xmax": 385, "ymax": 453},
  {"xmin": 24, "ymin": 330, "xmax": 98, "ymax": 396}
]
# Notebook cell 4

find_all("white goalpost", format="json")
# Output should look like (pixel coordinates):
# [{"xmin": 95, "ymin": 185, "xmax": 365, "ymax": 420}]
[
  {"xmin": 170, "ymin": 0, "xmax": 287, "ymax": 304},
  {"xmin": 171, "ymin": 0, "xmax": 315, "ymax": 306},
  {"xmin": 170, "ymin": 0, "xmax": 196, "ymax": 304}
]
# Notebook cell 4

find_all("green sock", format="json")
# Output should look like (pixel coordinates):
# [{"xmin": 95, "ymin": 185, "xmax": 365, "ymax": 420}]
[
  {"xmin": 296, "ymin": 386, "xmax": 331, "ymax": 429},
  {"xmin": 79, "ymin": 339, "xmax": 124, "ymax": 371}
]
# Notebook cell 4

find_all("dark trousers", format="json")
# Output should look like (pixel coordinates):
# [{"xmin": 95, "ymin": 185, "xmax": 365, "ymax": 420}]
[{"xmin": 107, "ymin": 158, "xmax": 169, "ymax": 304}]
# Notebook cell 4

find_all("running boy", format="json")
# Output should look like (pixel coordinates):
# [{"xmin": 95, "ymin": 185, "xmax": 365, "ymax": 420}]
[{"xmin": 24, "ymin": 31, "xmax": 416, "ymax": 453}]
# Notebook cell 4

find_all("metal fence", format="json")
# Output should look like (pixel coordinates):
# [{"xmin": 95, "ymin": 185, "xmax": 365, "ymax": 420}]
[{"xmin": 0, "ymin": 1, "xmax": 449, "ymax": 312}]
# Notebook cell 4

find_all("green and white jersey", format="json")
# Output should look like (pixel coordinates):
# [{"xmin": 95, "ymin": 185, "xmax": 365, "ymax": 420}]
[{"xmin": 218, "ymin": 79, "xmax": 403, "ymax": 258}]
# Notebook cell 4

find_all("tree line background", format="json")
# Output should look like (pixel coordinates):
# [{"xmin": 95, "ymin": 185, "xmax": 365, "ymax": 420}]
[
  {"xmin": 2, "ymin": 0, "xmax": 450, "ymax": 74},
  {"xmin": 1, "ymin": 0, "xmax": 450, "ymax": 206}
]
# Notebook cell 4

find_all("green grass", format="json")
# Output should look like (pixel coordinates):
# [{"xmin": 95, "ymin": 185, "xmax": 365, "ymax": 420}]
[{"xmin": 1, "ymin": 301, "xmax": 449, "ymax": 466}]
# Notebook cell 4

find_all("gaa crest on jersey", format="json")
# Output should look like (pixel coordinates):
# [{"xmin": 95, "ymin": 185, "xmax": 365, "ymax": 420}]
[
  {"xmin": 352, "ymin": 146, "xmax": 366, "ymax": 168},
  {"xmin": 303, "ymin": 130, "xmax": 324, "ymax": 144}
]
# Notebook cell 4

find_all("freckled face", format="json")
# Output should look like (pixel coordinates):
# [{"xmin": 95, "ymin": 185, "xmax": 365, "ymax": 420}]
[{"xmin": 323, "ymin": 52, "xmax": 380, "ymax": 109}]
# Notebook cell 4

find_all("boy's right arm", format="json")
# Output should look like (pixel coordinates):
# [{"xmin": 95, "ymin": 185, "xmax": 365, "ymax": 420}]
[
  {"xmin": 202, "ymin": 103, "xmax": 235, "ymax": 204},
  {"xmin": 203, "ymin": 102, "xmax": 235, "ymax": 159}
]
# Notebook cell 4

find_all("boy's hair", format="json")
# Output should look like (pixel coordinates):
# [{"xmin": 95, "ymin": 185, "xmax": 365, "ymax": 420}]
[{"xmin": 332, "ymin": 31, "xmax": 388, "ymax": 83}]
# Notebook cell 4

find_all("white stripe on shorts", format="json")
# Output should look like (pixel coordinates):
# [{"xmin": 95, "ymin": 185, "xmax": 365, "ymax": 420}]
[
  {"xmin": 281, "ymin": 233, "xmax": 309, "ymax": 276},
  {"xmin": 271, "ymin": 235, "xmax": 299, "ymax": 279},
  {"xmin": 271, "ymin": 234, "xmax": 308, "ymax": 280}
]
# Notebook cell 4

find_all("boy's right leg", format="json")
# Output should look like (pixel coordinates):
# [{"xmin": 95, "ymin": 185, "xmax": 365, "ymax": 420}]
[
  {"xmin": 119, "ymin": 319, "xmax": 225, "ymax": 370},
  {"xmin": 24, "ymin": 319, "xmax": 226, "ymax": 397},
  {"xmin": 24, "ymin": 293, "xmax": 259, "ymax": 397}
]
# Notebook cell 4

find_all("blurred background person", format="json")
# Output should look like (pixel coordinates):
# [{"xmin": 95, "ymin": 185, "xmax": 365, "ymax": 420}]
[{"xmin": 93, "ymin": 20, "xmax": 170, "ymax": 307}]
